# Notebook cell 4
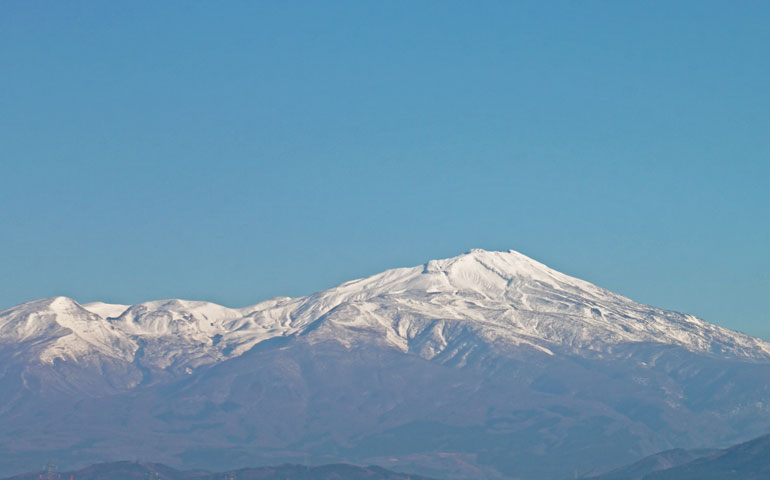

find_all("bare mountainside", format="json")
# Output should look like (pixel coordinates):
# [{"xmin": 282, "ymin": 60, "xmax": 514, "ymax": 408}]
[{"xmin": 1, "ymin": 249, "xmax": 770, "ymax": 479}]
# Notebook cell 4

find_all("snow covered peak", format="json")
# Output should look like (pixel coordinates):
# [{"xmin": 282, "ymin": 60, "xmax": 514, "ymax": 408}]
[
  {"xmin": 463, "ymin": 249, "xmax": 601, "ymax": 288},
  {"xmin": 46, "ymin": 296, "xmax": 81, "ymax": 311},
  {"xmin": 111, "ymin": 299, "xmax": 241, "ymax": 336},
  {"xmin": 0, "ymin": 296, "xmax": 136, "ymax": 365},
  {"xmin": 6, "ymin": 296, "xmax": 85, "ymax": 315},
  {"xmin": 0, "ymin": 296, "xmax": 92, "ymax": 329},
  {"xmin": 306, "ymin": 249, "xmax": 606, "ymax": 309},
  {"xmin": 422, "ymin": 248, "xmax": 594, "ymax": 294}
]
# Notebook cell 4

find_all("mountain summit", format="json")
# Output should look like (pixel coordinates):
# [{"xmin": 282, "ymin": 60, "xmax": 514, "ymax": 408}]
[{"xmin": 1, "ymin": 249, "xmax": 770, "ymax": 479}]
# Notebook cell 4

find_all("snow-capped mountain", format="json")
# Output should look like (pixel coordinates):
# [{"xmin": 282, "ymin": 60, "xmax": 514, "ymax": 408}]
[
  {"xmin": 5, "ymin": 249, "xmax": 767, "ymax": 372},
  {"xmin": 1, "ymin": 249, "xmax": 770, "ymax": 480},
  {"xmin": 276, "ymin": 248, "xmax": 770, "ymax": 360}
]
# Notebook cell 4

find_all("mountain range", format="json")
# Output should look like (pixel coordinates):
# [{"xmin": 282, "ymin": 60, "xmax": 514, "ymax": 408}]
[
  {"xmin": 3, "ymin": 461, "xmax": 437, "ymax": 480},
  {"xmin": 2, "ymin": 249, "xmax": 770, "ymax": 479}
]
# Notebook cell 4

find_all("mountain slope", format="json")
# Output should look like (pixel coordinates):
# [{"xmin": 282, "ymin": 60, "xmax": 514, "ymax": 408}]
[
  {"xmin": 1, "ymin": 249, "xmax": 770, "ymax": 479},
  {"xmin": 644, "ymin": 432, "xmax": 770, "ymax": 480}
]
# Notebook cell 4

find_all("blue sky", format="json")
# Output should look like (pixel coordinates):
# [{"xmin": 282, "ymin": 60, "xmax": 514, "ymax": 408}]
[{"xmin": 2, "ymin": 1, "xmax": 769, "ymax": 338}]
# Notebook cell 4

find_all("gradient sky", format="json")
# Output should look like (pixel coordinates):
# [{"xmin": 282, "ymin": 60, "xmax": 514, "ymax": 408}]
[{"xmin": 2, "ymin": 1, "xmax": 769, "ymax": 339}]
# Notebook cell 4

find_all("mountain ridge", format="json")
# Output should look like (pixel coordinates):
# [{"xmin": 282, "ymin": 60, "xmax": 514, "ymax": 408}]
[{"xmin": 4, "ymin": 249, "xmax": 769, "ymax": 371}]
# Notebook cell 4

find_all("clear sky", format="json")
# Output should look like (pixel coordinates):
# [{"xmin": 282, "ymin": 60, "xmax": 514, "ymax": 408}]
[{"xmin": 2, "ymin": 1, "xmax": 769, "ymax": 339}]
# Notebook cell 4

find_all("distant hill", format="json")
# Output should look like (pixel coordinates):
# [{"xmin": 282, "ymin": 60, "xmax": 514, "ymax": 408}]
[
  {"xmin": 2, "ymin": 461, "xmax": 438, "ymax": 480},
  {"xmin": 583, "ymin": 448, "xmax": 718, "ymax": 480},
  {"xmin": 586, "ymin": 432, "xmax": 770, "ymax": 480},
  {"xmin": 644, "ymin": 433, "xmax": 770, "ymax": 480}
]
